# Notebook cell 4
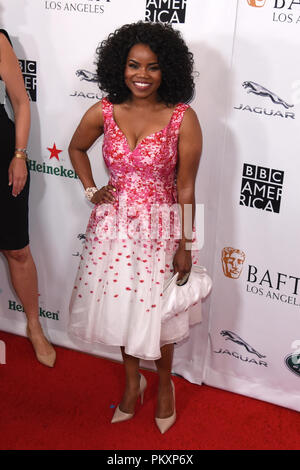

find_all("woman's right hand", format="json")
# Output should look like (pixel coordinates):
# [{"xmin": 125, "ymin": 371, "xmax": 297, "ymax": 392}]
[
  {"xmin": 8, "ymin": 157, "xmax": 28, "ymax": 197},
  {"xmin": 91, "ymin": 184, "xmax": 116, "ymax": 204}
]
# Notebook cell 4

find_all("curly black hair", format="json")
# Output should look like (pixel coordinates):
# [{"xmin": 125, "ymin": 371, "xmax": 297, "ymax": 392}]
[{"xmin": 95, "ymin": 21, "xmax": 194, "ymax": 105}]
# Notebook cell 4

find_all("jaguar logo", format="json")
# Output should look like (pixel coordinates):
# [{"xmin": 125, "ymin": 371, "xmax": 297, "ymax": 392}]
[
  {"xmin": 72, "ymin": 233, "xmax": 87, "ymax": 257},
  {"xmin": 220, "ymin": 330, "xmax": 266, "ymax": 358},
  {"xmin": 76, "ymin": 69, "xmax": 98, "ymax": 82},
  {"xmin": 77, "ymin": 233, "xmax": 86, "ymax": 241},
  {"xmin": 242, "ymin": 81, "xmax": 294, "ymax": 109}
]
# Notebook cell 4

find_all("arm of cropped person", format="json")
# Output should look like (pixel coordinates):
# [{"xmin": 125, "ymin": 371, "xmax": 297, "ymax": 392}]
[
  {"xmin": 172, "ymin": 107, "xmax": 202, "ymax": 280},
  {"xmin": 0, "ymin": 33, "xmax": 30, "ymax": 196}
]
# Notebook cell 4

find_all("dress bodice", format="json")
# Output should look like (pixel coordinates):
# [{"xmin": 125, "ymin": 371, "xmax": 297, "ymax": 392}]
[{"xmin": 101, "ymin": 97, "xmax": 189, "ymax": 211}]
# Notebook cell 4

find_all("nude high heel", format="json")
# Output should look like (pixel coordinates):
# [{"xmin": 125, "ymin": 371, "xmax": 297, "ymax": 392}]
[
  {"xmin": 155, "ymin": 380, "xmax": 176, "ymax": 434},
  {"xmin": 26, "ymin": 325, "xmax": 56, "ymax": 368},
  {"xmin": 111, "ymin": 373, "xmax": 147, "ymax": 424}
]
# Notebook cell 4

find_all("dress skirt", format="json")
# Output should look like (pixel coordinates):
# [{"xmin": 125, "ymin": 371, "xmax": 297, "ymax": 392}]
[{"xmin": 68, "ymin": 217, "xmax": 201, "ymax": 361}]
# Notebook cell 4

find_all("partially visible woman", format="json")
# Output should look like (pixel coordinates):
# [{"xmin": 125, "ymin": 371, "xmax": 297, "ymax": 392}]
[{"xmin": 0, "ymin": 29, "xmax": 56, "ymax": 367}]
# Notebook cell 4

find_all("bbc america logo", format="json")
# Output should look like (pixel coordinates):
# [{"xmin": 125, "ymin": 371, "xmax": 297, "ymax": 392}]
[
  {"xmin": 19, "ymin": 59, "xmax": 37, "ymax": 102},
  {"xmin": 145, "ymin": 0, "xmax": 187, "ymax": 23},
  {"xmin": 240, "ymin": 163, "xmax": 284, "ymax": 213}
]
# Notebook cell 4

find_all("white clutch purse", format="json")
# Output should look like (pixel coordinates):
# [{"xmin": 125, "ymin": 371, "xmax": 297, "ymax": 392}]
[{"xmin": 161, "ymin": 265, "xmax": 212, "ymax": 323}]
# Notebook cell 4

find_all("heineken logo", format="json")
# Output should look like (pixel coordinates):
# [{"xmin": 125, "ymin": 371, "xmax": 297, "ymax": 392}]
[
  {"xmin": 285, "ymin": 353, "xmax": 300, "ymax": 377},
  {"xmin": 28, "ymin": 143, "xmax": 78, "ymax": 179},
  {"xmin": 8, "ymin": 300, "xmax": 59, "ymax": 321},
  {"xmin": 28, "ymin": 159, "xmax": 78, "ymax": 179},
  {"xmin": 47, "ymin": 143, "xmax": 63, "ymax": 161}
]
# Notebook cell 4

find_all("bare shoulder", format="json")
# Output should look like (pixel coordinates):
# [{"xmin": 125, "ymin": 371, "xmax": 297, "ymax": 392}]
[
  {"xmin": 180, "ymin": 106, "xmax": 202, "ymax": 138},
  {"xmin": 0, "ymin": 32, "xmax": 13, "ymax": 61},
  {"xmin": 182, "ymin": 106, "xmax": 200, "ymax": 126}
]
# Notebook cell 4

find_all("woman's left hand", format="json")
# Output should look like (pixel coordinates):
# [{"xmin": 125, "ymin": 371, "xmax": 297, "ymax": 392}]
[
  {"xmin": 173, "ymin": 245, "xmax": 192, "ymax": 281},
  {"xmin": 8, "ymin": 157, "xmax": 28, "ymax": 197}
]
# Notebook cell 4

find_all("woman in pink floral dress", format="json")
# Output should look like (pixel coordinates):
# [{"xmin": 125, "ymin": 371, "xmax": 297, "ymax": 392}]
[{"xmin": 68, "ymin": 22, "xmax": 202, "ymax": 434}]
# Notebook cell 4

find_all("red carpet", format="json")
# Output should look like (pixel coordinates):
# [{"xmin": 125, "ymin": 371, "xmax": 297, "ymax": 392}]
[{"xmin": 0, "ymin": 330, "xmax": 299, "ymax": 450}]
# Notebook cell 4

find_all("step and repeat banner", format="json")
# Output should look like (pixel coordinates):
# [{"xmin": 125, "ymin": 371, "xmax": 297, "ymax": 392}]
[
  {"xmin": 204, "ymin": 0, "xmax": 300, "ymax": 411},
  {"xmin": 1, "ymin": 0, "xmax": 299, "ymax": 411},
  {"xmin": 0, "ymin": 0, "xmax": 236, "ymax": 383}
]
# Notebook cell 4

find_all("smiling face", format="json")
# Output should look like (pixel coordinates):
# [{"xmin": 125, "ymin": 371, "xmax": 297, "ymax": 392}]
[{"xmin": 124, "ymin": 43, "xmax": 162, "ymax": 100}]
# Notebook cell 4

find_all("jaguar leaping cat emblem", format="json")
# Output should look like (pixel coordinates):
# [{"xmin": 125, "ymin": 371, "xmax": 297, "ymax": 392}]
[
  {"xmin": 242, "ymin": 81, "xmax": 294, "ymax": 109},
  {"xmin": 220, "ymin": 330, "xmax": 266, "ymax": 358},
  {"xmin": 76, "ymin": 69, "xmax": 98, "ymax": 82}
]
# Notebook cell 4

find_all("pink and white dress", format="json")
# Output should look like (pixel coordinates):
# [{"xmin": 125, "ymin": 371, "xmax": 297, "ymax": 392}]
[{"xmin": 68, "ymin": 97, "xmax": 200, "ymax": 360}]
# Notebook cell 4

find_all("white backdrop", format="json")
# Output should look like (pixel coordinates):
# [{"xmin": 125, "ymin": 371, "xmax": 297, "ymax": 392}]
[
  {"xmin": 204, "ymin": 0, "xmax": 300, "ymax": 411},
  {"xmin": 1, "ymin": 0, "xmax": 299, "ymax": 411}
]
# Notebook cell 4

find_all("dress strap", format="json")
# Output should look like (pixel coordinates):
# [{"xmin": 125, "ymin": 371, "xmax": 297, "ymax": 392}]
[
  {"xmin": 0, "ymin": 29, "xmax": 12, "ymax": 45},
  {"xmin": 169, "ymin": 103, "xmax": 190, "ymax": 132},
  {"xmin": 101, "ymin": 97, "xmax": 114, "ymax": 131}
]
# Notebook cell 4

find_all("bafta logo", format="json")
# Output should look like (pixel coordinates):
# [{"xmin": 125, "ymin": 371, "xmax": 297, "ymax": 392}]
[
  {"xmin": 222, "ymin": 247, "xmax": 246, "ymax": 279},
  {"xmin": 247, "ymin": 0, "xmax": 266, "ymax": 7}
]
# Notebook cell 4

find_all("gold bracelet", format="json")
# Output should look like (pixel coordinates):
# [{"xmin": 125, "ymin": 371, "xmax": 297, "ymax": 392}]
[{"xmin": 14, "ymin": 152, "xmax": 28, "ymax": 161}]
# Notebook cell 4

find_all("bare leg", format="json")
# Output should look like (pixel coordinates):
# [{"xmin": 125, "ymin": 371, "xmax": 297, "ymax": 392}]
[
  {"xmin": 119, "ymin": 347, "xmax": 141, "ymax": 414},
  {"xmin": 155, "ymin": 343, "xmax": 175, "ymax": 418},
  {"xmin": 2, "ymin": 245, "xmax": 54, "ymax": 356}
]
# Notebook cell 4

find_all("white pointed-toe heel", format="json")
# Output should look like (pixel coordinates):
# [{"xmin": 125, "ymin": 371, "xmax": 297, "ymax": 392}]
[
  {"xmin": 111, "ymin": 405, "xmax": 134, "ymax": 424},
  {"xmin": 155, "ymin": 380, "xmax": 176, "ymax": 434},
  {"xmin": 111, "ymin": 373, "xmax": 147, "ymax": 424}
]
